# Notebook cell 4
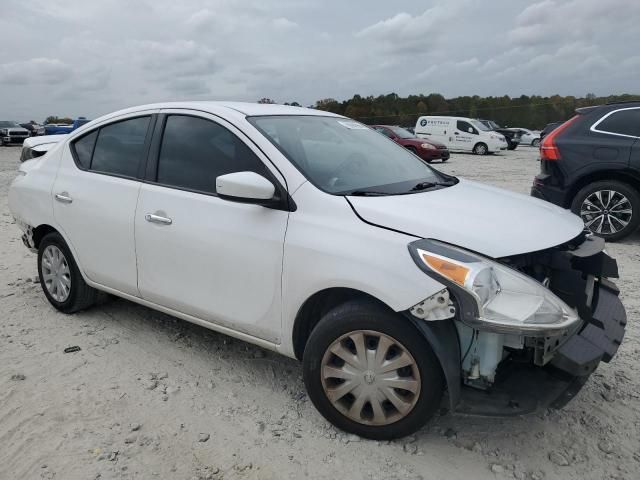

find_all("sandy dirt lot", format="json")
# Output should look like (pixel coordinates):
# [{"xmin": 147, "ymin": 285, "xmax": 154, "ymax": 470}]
[{"xmin": 1, "ymin": 145, "xmax": 638, "ymax": 480}]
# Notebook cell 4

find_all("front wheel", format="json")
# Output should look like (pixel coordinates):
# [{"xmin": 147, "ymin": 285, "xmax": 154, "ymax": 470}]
[
  {"xmin": 532, "ymin": 138, "xmax": 540, "ymax": 147},
  {"xmin": 303, "ymin": 300, "xmax": 444, "ymax": 440},
  {"xmin": 473, "ymin": 142, "xmax": 488, "ymax": 155},
  {"xmin": 571, "ymin": 180, "xmax": 640, "ymax": 241}
]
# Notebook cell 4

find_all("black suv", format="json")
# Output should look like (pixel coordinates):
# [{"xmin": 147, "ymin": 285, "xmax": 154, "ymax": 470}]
[
  {"xmin": 531, "ymin": 101, "xmax": 640, "ymax": 241},
  {"xmin": 478, "ymin": 119, "xmax": 521, "ymax": 150}
]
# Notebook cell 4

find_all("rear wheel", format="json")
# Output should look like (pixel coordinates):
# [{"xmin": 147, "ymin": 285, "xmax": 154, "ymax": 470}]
[
  {"xmin": 303, "ymin": 300, "xmax": 444, "ymax": 440},
  {"xmin": 473, "ymin": 143, "xmax": 488, "ymax": 155},
  {"xmin": 571, "ymin": 181, "xmax": 640, "ymax": 241},
  {"xmin": 38, "ymin": 232, "xmax": 99, "ymax": 313}
]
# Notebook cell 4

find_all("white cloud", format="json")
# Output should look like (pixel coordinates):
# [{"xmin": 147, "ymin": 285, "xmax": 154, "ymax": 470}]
[
  {"xmin": 0, "ymin": 58, "xmax": 72, "ymax": 85},
  {"xmin": 272, "ymin": 17, "xmax": 298, "ymax": 30}
]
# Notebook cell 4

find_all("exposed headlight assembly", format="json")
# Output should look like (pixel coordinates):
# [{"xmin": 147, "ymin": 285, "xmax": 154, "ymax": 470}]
[
  {"xmin": 420, "ymin": 143, "xmax": 436, "ymax": 150},
  {"xmin": 408, "ymin": 239, "xmax": 580, "ymax": 336}
]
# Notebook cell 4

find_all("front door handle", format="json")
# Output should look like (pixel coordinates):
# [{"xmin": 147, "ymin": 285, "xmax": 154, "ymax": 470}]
[
  {"xmin": 145, "ymin": 213, "xmax": 172, "ymax": 225},
  {"xmin": 55, "ymin": 192, "xmax": 73, "ymax": 204}
]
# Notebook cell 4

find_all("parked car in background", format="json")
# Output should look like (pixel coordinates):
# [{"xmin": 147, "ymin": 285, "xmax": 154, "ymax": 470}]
[
  {"xmin": 8, "ymin": 102, "xmax": 626, "ymax": 439},
  {"xmin": 44, "ymin": 117, "xmax": 91, "ymax": 135},
  {"xmin": 415, "ymin": 116, "xmax": 507, "ymax": 155},
  {"xmin": 371, "ymin": 124, "xmax": 449, "ymax": 162},
  {"xmin": 540, "ymin": 122, "xmax": 563, "ymax": 140},
  {"xmin": 532, "ymin": 101, "xmax": 640, "ymax": 240},
  {"xmin": 0, "ymin": 121, "xmax": 30, "ymax": 146},
  {"xmin": 508, "ymin": 128, "xmax": 541, "ymax": 147},
  {"xmin": 20, "ymin": 123, "xmax": 46, "ymax": 137},
  {"xmin": 478, "ymin": 119, "xmax": 521, "ymax": 150},
  {"xmin": 20, "ymin": 134, "xmax": 67, "ymax": 162}
]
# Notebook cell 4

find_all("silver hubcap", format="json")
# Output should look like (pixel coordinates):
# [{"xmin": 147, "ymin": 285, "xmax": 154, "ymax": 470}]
[
  {"xmin": 321, "ymin": 330, "xmax": 421, "ymax": 426},
  {"xmin": 476, "ymin": 145, "xmax": 486, "ymax": 154},
  {"xmin": 580, "ymin": 190, "xmax": 632, "ymax": 235},
  {"xmin": 41, "ymin": 245, "xmax": 71, "ymax": 302}
]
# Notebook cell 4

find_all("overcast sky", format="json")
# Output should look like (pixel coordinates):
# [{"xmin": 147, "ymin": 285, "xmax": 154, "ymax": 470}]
[{"xmin": 1, "ymin": 0, "xmax": 639, "ymax": 121}]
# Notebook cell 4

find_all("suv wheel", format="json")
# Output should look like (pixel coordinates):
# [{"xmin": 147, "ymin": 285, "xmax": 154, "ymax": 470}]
[
  {"xmin": 571, "ymin": 181, "xmax": 640, "ymax": 241},
  {"xmin": 473, "ymin": 143, "xmax": 488, "ymax": 155},
  {"xmin": 303, "ymin": 300, "xmax": 443, "ymax": 440},
  {"xmin": 38, "ymin": 232, "xmax": 99, "ymax": 313}
]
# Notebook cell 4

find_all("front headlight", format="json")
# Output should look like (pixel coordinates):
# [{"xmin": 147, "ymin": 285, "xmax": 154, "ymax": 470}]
[
  {"xmin": 408, "ymin": 239, "xmax": 580, "ymax": 336},
  {"xmin": 420, "ymin": 143, "xmax": 436, "ymax": 150},
  {"xmin": 0, "ymin": 129, "xmax": 7, "ymax": 135}
]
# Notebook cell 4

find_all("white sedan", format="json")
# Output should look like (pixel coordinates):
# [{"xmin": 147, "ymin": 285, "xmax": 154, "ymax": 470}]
[
  {"xmin": 508, "ymin": 128, "xmax": 541, "ymax": 146},
  {"xmin": 8, "ymin": 102, "xmax": 626, "ymax": 439}
]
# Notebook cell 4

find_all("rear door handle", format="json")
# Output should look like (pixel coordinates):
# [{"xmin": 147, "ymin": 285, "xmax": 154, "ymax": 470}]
[
  {"xmin": 145, "ymin": 213, "xmax": 172, "ymax": 225},
  {"xmin": 55, "ymin": 192, "xmax": 73, "ymax": 204}
]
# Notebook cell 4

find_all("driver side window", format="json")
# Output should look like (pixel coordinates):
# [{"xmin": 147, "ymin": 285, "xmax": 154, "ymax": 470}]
[{"xmin": 156, "ymin": 115, "xmax": 269, "ymax": 195}]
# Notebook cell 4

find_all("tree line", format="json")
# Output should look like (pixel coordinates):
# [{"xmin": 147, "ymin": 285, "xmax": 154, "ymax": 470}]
[{"xmin": 311, "ymin": 93, "xmax": 640, "ymax": 129}]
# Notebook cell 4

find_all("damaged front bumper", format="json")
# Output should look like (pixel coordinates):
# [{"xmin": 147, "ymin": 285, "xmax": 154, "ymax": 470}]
[
  {"xmin": 409, "ymin": 232, "xmax": 627, "ymax": 416},
  {"xmin": 456, "ymin": 233, "xmax": 626, "ymax": 416},
  {"xmin": 456, "ymin": 278, "xmax": 626, "ymax": 416}
]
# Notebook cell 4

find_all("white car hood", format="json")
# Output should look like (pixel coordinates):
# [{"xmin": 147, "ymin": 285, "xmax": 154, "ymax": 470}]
[{"xmin": 348, "ymin": 178, "xmax": 584, "ymax": 258}]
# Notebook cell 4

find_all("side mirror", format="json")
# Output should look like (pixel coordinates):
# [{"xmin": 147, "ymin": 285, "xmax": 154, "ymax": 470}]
[{"xmin": 216, "ymin": 171, "xmax": 276, "ymax": 204}]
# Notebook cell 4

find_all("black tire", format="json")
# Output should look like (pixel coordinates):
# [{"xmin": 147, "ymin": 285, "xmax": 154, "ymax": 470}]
[
  {"xmin": 38, "ymin": 232, "xmax": 99, "ymax": 313},
  {"xmin": 303, "ymin": 299, "xmax": 444, "ymax": 440},
  {"xmin": 507, "ymin": 143, "xmax": 518, "ymax": 151},
  {"xmin": 473, "ymin": 142, "xmax": 488, "ymax": 155},
  {"xmin": 532, "ymin": 138, "xmax": 540, "ymax": 147},
  {"xmin": 571, "ymin": 180, "xmax": 640, "ymax": 241},
  {"xmin": 406, "ymin": 146, "xmax": 417, "ymax": 155}
]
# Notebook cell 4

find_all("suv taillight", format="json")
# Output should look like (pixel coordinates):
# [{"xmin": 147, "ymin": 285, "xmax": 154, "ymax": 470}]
[{"xmin": 540, "ymin": 115, "xmax": 579, "ymax": 161}]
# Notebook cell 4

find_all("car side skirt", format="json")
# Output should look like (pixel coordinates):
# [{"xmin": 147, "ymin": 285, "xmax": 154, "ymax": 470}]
[{"xmin": 83, "ymin": 280, "xmax": 283, "ymax": 355}]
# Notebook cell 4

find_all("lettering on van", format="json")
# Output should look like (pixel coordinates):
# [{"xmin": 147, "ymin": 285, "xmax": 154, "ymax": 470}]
[{"xmin": 420, "ymin": 119, "xmax": 448, "ymax": 127}]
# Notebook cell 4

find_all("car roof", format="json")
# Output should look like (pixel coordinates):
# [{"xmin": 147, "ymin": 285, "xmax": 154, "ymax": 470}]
[{"xmin": 96, "ymin": 101, "xmax": 342, "ymax": 120}]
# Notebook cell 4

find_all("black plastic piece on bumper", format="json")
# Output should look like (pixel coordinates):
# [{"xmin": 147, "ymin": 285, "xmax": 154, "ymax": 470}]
[
  {"xmin": 551, "ymin": 280, "xmax": 626, "ymax": 376},
  {"xmin": 406, "ymin": 315, "xmax": 461, "ymax": 411}
]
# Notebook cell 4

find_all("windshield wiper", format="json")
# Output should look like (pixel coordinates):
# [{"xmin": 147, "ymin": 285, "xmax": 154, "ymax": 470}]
[
  {"xmin": 347, "ymin": 190, "xmax": 389, "ymax": 196},
  {"xmin": 410, "ymin": 180, "xmax": 455, "ymax": 191}
]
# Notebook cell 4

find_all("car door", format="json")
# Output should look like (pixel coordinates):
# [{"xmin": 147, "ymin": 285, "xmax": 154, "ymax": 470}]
[
  {"xmin": 134, "ymin": 111, "xmax": 289, "ymax": 342},
  {"xmin": 52, "ymin": 113, "xmax": 156, "ymax": 296},
  {"xmin": 453, "ymin": 120, "xmax": 477, "ymax": 151}
]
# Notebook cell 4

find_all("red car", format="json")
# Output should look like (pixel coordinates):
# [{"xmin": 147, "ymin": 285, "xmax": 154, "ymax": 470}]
[{"xmin": 371, "ymin": 125, "xmax": 450, "ymax": 163}]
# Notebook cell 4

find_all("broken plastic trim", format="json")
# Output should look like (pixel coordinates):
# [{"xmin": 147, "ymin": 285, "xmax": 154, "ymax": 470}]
[{"xmin": 410, "ymin": 288, "xmax": 456, "ymax": 321}]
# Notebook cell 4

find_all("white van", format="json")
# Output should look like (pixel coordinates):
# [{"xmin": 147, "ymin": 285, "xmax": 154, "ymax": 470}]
[{"xmin": 415, "ymin": 116, "xmax": 507, "ymax": 155}]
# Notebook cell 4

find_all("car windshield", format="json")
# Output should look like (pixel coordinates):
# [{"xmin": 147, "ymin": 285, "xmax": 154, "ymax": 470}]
[
  {"xmin": 471, "ymin": 120, "xmax": 490, "ymax": 131},
  {"xmin": 249, "ymin": 115, "xmax": 453, "ymax": 195},
  {"xmin": 0, "ymin": 121, "xmax": 20, "ymax": 128},
  {"xmin": 387, "ymin": 126, "xmax": 415, "ymax": 139}
]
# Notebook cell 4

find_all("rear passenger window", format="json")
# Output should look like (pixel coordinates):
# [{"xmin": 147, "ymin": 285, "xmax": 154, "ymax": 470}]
[
  {"xmin": 72, "ymin": 130, "xmax": 98, "ymax": 169},
  {"xmin": 596, "ymin": 109, "xmax": 640, "ymax": 137},
  {"xmin": 156, "ymin": 115, "xmax": 268, "ymax": 195},
  {"xmin": 90, "ymin": 117, "xmax": 151, "ymax": 177}
]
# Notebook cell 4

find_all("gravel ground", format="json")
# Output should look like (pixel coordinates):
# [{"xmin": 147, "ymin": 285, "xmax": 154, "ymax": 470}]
[{"xmin": 1, "ymin": 145, "xmax": 639, "ymax": 480}]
